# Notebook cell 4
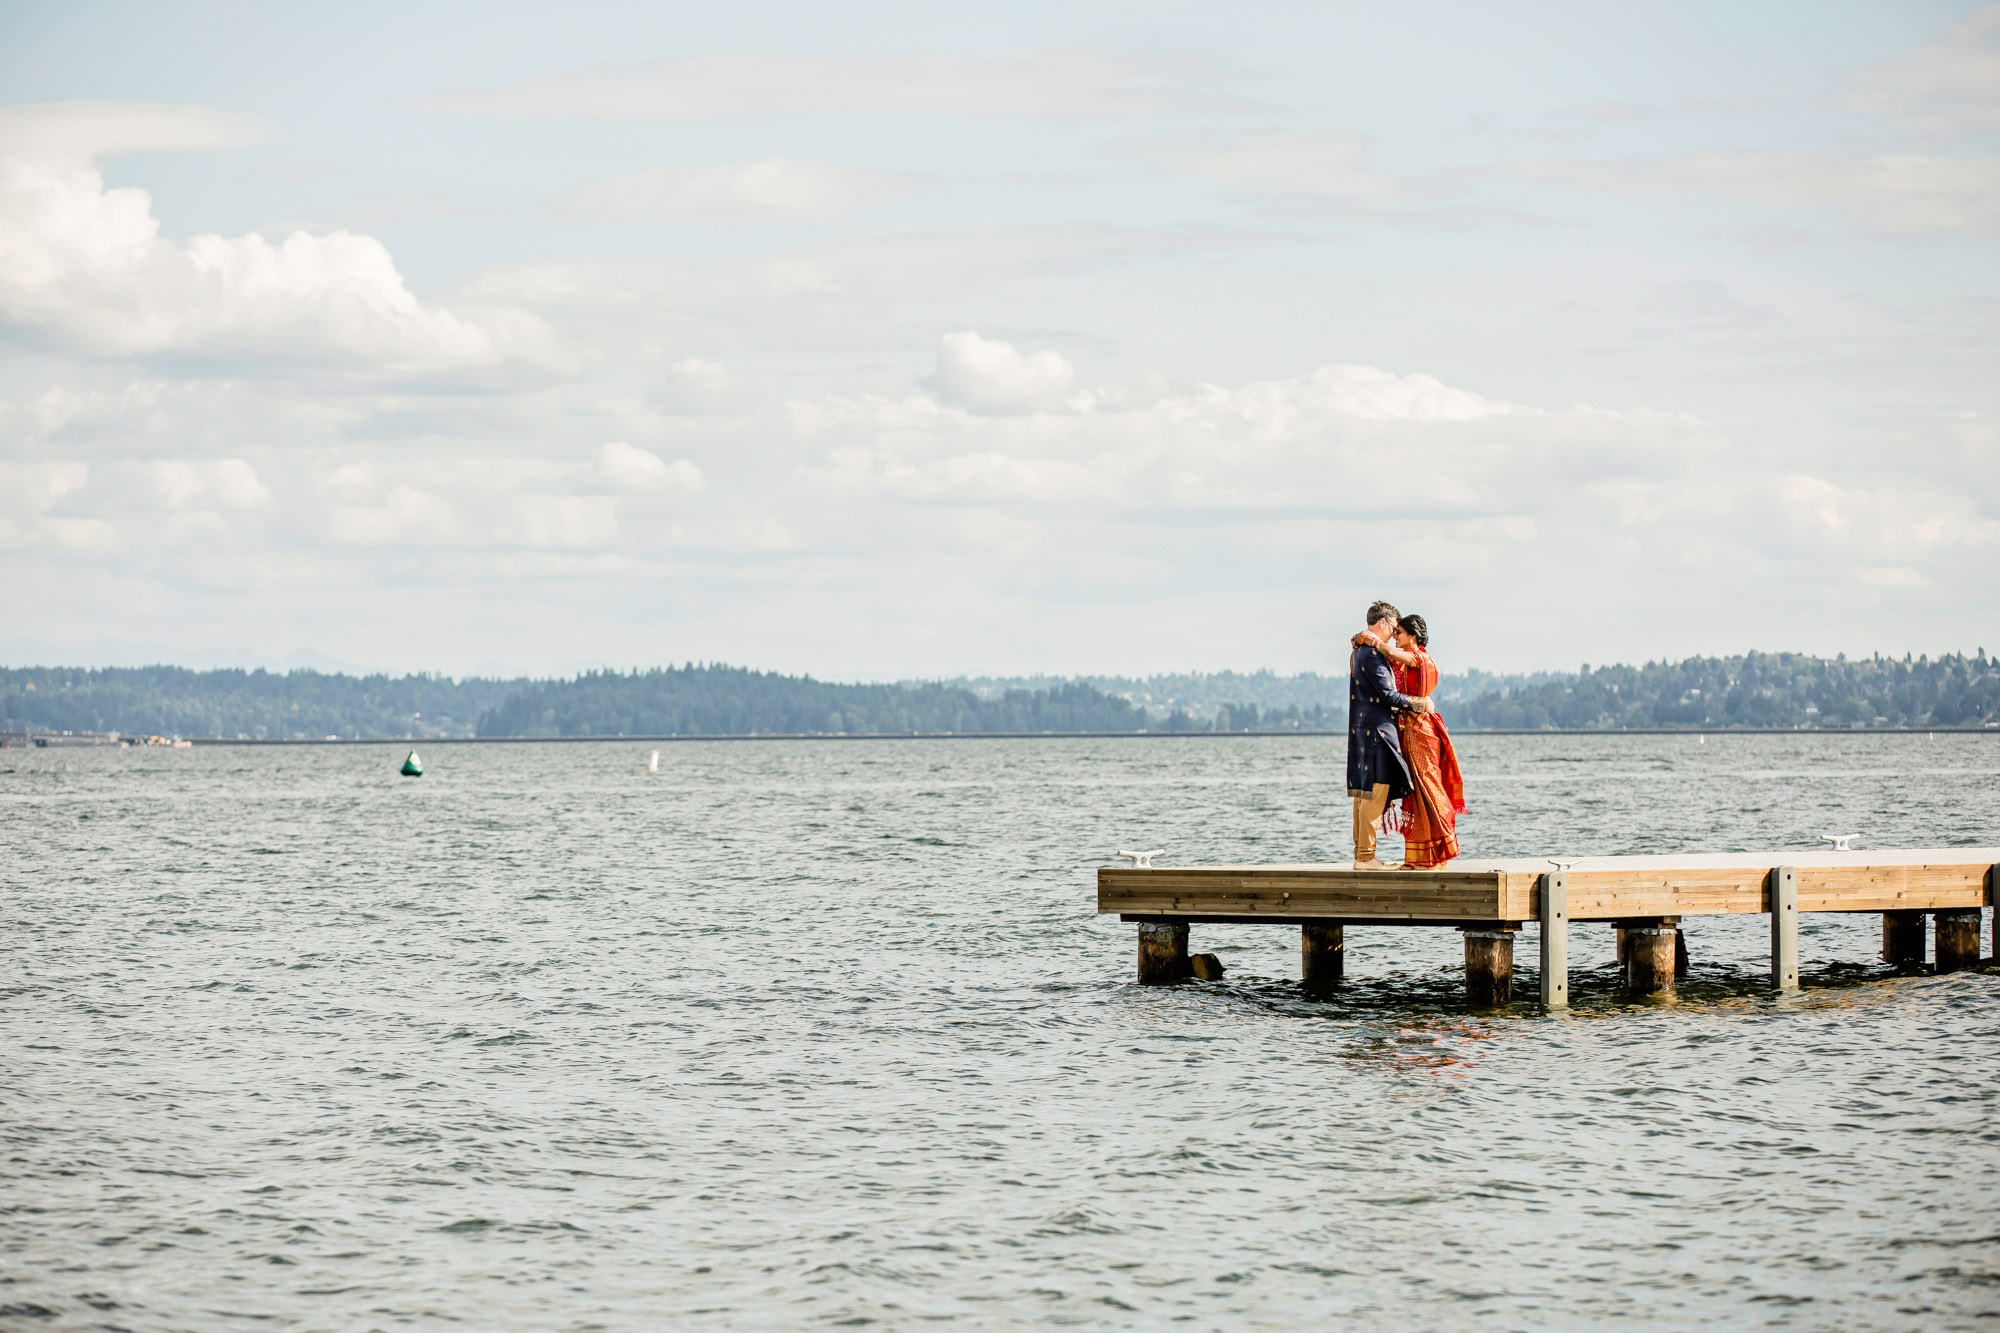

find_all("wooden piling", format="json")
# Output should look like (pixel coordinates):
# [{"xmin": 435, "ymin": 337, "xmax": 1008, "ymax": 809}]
[
  {"xmin": 1462, "ymin": 927, "xmax": 1516, "ymax": 1007},
  {"xmin": 1882, "ymin": 910, "xmax": 1926, "ymax": 965},
  {"xmin": 1301, "ymin": 923, "xmax": 1344, "ymax": 990},
  {"xmin": 1769, "ymin": 864, "xmax": 1799, "ymax": 990},
  {"xmin": 1137, "ymin": 921, "xmax": 1190, "ymax": 985},
  {"xmin": 1935, "ymin": 910, "xmax": 1981, "ymax": 974},
  {"xmin": 1674, "ymin": 927, "xmax": 1689, "ymax": 980},
  {"xmin": 1624, "ymin": 926, "xmax": 1676, "ymax": 996},
  {"xmin": 1538, "ymin": 871, "xmax": 1568, "ymax": 1008}
]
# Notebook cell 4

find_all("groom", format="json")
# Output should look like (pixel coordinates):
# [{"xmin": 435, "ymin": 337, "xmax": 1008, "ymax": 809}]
[{"xmin": 1348, "ymin": 599, "xmax": 1431, "ymax": 867}]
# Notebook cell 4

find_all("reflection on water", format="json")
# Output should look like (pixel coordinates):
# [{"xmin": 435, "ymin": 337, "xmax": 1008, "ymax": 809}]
[{"xmin": 0, "ymin": 733, "xmax": 1996, "ymax": 1328}]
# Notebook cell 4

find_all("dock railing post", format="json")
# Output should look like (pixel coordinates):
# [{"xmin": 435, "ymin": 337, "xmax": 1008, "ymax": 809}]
[
  {"xmin": 1770, "ymin": 865, "xmax": 1799, "ymax": 991},
  {"xmin": 1539, "ymin": 871, "xmax": 1568, "ymax": 1008}
]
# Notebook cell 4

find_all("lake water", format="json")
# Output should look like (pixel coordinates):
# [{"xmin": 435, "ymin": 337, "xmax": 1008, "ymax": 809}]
[{"xmin": 3, "ymin": 734, "xmax": 1998, "ymax": 1329}]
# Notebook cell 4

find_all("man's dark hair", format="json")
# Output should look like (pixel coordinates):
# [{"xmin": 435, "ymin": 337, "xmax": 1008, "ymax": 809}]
[
  {"xmin": 1366, "ymin": 599, "xmax": 1400, "ymax": 627},
  {"xmin": 1398, "ymin": 613, "xmax": 1428, "ymax": 647}
]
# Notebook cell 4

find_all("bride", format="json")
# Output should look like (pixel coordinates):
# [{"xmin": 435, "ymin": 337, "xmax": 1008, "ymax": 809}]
[{"xmin": 1351, "ymin": 613, "xmax": 1466, "ymax": 867}]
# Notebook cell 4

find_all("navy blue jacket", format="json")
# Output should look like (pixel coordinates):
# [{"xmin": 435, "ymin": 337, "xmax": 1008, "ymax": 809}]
[{"xmin": 1347, "ymin": 643, "xmax": 1418, "ymax": 798}]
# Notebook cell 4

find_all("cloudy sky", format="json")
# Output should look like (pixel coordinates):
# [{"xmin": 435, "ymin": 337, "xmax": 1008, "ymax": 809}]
[{"xmin": 1, "ymin": 1, "xmax": 1995, "ymax": 677}]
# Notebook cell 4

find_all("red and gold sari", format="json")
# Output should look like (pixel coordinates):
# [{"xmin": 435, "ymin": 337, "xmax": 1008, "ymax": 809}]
[{"xmin": 1384, "ymin": 649, "xmax": 1466, "ymax": 867}]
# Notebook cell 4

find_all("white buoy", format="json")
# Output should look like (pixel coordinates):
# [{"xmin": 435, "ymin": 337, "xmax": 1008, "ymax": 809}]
[{"xmin": 646, "ymin": 750, "xmax": 660, "ymax": 773}]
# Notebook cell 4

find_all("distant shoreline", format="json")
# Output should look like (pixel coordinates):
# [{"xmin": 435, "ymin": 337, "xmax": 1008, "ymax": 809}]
[{"xmin": 168, "ymin": 727, "xmax": 2000, "ymax": 745}]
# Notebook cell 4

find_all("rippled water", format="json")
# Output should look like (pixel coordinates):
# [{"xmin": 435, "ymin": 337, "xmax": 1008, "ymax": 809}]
[{"xmin": 4, "ymin": 734, "xmax": 1998, "ymax": 1329}]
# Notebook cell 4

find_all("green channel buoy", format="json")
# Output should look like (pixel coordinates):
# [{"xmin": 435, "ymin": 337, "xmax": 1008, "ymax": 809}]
[{"xmin": 400, "ymin": 749, "xmax": 424, "ymax": 777}]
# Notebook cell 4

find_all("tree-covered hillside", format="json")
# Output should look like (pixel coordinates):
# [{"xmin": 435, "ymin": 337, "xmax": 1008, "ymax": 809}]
[
  {"xmin": 946, "ymin": 665, "xmax": 1557, "ymax": 720},
  {"xmin": 5, "ymin": 652, "xmax": 1994, "ymax": 739},
  {"xmin": 1456, "ymin": 651, "xmax": 1999, "ymax": 730},
  {"xmin": 0, "ymin": 666, "xmax": 523, "ymax": 739},
  {"xmin": 475, "ymin": 665, "xmax": 1147, "ymax": 736}
]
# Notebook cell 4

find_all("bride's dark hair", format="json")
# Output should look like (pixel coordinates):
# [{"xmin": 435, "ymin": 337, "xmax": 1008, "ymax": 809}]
[{"xmin": 1398, "ymin": 613, "xmax": 1428, "ymax": 647}]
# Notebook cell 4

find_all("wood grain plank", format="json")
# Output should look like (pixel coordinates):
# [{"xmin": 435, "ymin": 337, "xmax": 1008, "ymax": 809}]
[{"xmin": 1096, "ymin": 855, "xmax": 2000, "ymax": 921}]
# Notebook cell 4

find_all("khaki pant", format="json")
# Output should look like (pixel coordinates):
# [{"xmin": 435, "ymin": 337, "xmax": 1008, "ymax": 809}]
[{"xmin": 1350, "ymin": 782, "xmax": 1392, "ymax": 862}]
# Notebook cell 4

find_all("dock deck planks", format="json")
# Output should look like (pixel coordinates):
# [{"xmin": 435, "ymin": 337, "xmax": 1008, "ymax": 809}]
[
  {"xmin": 1099, "ymin": 848, "xmax": 1998, "ymax": 924},
  {"xmin": 1097, "ymin": 848, "xmax": 1998, "ymax": 1002}
]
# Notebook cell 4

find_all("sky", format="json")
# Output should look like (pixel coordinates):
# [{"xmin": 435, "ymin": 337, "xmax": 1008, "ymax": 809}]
[{"xmin": 1, "ymin": 0, "xmax": 1995, "ymax": 678}]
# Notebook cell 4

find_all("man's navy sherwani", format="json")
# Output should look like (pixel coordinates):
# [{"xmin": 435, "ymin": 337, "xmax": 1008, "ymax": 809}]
[{"xmin": 1347, "ymin": 642, "xmax": 1418, "ymax": 798}]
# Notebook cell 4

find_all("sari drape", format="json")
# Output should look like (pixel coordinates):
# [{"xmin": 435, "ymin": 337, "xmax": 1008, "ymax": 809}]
[{"xmin": 1382, "ymin": 650, "xmax": 1467, "ymax": 867}]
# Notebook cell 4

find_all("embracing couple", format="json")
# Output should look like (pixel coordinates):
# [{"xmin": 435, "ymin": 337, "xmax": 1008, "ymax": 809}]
[{"xmin": 1346, "ymin": 599, "xmax": 1467, "ymax": 869}]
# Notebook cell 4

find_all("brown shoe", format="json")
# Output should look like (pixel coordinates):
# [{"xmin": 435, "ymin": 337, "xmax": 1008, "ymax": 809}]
[{"xmin": 1352, "ymin": 858, "xmax": 1393, "ymax": 870}]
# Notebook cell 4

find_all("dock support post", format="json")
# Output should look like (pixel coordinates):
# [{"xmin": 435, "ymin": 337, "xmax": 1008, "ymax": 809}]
[
  {"xmin": 1301, "ymin": 923, "xmax": 1344, "ymax": 991},
  {"xmin": 1137, "ymin": 921, "xmax": 1190, "ymax": 985},
  {"xmin": 1674, "ymin": 929, "xmax": 1689, "ymax": 980},
  {"xmin": 1625, "ymin": 926, "xmax": 1676, "ymax": 996},
  {"xmin": 1882, "ymin": 910, "xmax": 1926, "ymax": 965},
  {"xmin": 1770, "ymin": 865, "xmax": 1799, "ymax": 991},
  {"xmin": 1462, "ymin": 927, "xmax": 1517, "ymax": 1007},
  {"xmin": 1539, "ymin": 872, "xmax": 1568, "ymax": 1008},
  {"xmin": 1935, "ymin": 910, "xmax": 1981, "ymax": 974}
]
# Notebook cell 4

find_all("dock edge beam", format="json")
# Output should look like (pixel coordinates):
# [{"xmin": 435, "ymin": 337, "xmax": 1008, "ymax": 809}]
[
  {"xmin": 1770, "ymin": 864, "xmax": 1799, "ymax": 990},
  {"xmin": 1539, "ymin": 871, "xmax": 1568, "ymax": 1008}
]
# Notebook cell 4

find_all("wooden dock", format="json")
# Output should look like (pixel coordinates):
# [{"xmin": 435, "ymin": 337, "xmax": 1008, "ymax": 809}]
[{"xmin": 1097, "ymin": 848, "xmax": 1999, "ymax": 1004}]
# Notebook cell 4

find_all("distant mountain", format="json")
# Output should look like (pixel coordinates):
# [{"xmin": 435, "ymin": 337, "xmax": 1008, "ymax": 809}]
[
  {"xmin": 5, "ymin": 652, "xmax": 1994, "ymax": 740},
  {"xmin": 1455, "ymin": 651, "xmax": 1999, "ymax": 730},
  {"xmin": 942, "ymin": 666, "xmax": 1564, "ymax": 721},
  {"xmin": 0, "ymin": 666, "xmax": 523, "ymax": 740},
  {"xmin": 474, "ymin": 665, "xmax": 1146, "ymax": 736}
]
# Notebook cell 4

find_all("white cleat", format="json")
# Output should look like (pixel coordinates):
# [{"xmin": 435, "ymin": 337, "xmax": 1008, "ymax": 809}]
[{"xmin": 1115, "ymin": 849, "xmax": 1165, "ymax": 868}]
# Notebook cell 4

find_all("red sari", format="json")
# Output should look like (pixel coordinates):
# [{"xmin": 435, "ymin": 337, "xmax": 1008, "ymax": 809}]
[{"xmin": 1384, "ymin": 649, "xmax": 1466, "ymax": 867}]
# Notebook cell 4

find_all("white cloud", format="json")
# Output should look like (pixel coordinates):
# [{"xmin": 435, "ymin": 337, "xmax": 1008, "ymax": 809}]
[
  {"xmin": 818, "ymin": 357, "xmax": 1678, "ymax": 519},
  {"xmin": 931, "ymin": 331, "xmax": 1078, "ymax": 415},
  {"xmin": 325, "ymin": 486, "xmax": 454, "ymax": 545},
  {"xmin": 0, "ymin": 459, "xmax": 115, "ymax": 550},
  {"xmin": 1774, "ymin": 472, "xmax": 1999, "ymax": 559},
  {"xmin": 0, "ymin": 103, "xmax": 559, "ymax": 376},
  {"xmin": 419, "ymin": 50, "xmax": 1238, "ymax": 121},
  {"xmin": 555, "ymin": 158, "xmax": 926, "ymax": 222},
  {"xmin": 0, "ymin": 100, "xmax": 274, "ymax": 159},
  {"xmin": 1123, "ymin": 130, "xmax": 1430, "ymax": 203},
  {"xmin": 1847, "ymin": 5, "xmax": 2000, "ymax": 140},
  {"xmin": 0, "ymin": 459, "xmax": 88, "ymax": 512},
  {"xmin": 591, "ymin": 440, "xmax": 705, "ymax": 492},
  {"xmin": 150, "ymin": 458, "xmax": 270, "ymax": 509},
  {"xmin": 505, "ymin": 495, "xmax": 619, "ymax": 549},
  {"xmin": 1509, "ymin": 150, "xmax": 2000, "ymax": 239}
]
